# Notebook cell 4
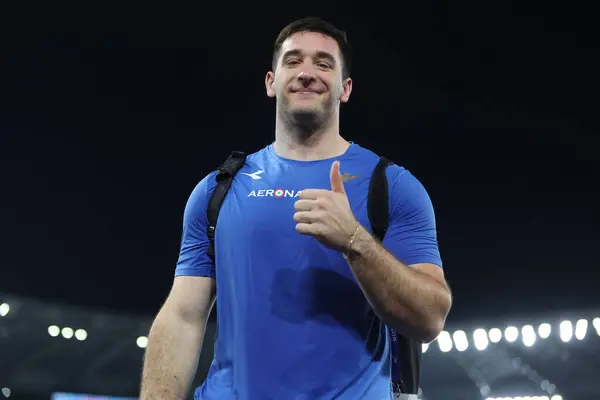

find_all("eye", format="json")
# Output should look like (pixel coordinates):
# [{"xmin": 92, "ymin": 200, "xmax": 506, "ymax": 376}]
[
  {"xmin": 285, "ymin": 59, "xmax": 301, "ymax": 66},
  {"xmin": 317, "ymin": 62, "xmax": 332, "ymax": 69}
]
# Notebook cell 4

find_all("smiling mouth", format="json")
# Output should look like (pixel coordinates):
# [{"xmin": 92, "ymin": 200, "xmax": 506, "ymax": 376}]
[{"xmin": 292, "ymin": 90, "xmax": 321, "ymax": 95}]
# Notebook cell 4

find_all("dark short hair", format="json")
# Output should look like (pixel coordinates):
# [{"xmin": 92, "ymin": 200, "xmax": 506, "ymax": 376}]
[{"xmin": 272, "ymin": 17, "xmax": 352, "ymax": 79}]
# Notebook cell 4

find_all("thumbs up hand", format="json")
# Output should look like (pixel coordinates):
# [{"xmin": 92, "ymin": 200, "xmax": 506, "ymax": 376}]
[
  {"xmin": 329, "ymin": 159, "xmax": 346, "ymax": 195},
  {"xmin": 294, "ymin": 161, "xmax": 361, "ymax": 253}
]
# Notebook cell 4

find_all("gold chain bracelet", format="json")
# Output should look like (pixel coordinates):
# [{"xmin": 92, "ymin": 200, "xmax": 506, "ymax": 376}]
[{"xmin": 343, "ymin": 223, "xmax": 361, "ymax": 259}]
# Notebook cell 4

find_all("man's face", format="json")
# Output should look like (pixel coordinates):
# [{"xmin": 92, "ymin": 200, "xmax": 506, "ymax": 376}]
[{"xmin": 265, "ymin": 31, "xmax": 352, "ymax": 123}]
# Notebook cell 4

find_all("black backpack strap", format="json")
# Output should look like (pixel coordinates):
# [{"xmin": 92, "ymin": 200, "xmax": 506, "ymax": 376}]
[
  {"xmin": 206, "ymin": 151, "xmax": 247, "ymax": 262},
  {"xmin": 368, "ymin": 157, "xmax": 394, "ymax": 242},
  {"xmin": 396, "ymin": 334, "xmax": 422, "ymax": 395},
  {"xmin": 367, "ymin": 156, "xmax": 421, "ymax": 396}
]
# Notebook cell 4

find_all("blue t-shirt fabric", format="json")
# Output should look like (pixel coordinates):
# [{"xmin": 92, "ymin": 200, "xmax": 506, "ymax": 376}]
[{"xmin": 175, "ymin": 143, "xmax": 443, "ymax": 400}]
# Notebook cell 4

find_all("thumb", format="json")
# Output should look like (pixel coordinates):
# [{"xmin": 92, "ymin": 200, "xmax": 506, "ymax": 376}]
[{"xmin": 330, "ymin": 160, "xmax": 346, "ymax": 194}]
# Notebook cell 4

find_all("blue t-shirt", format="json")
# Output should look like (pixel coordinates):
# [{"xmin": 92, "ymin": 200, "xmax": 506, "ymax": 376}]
[{"xmin": 175, "ymin": 143, "xmax": 442, "ymax": 400}]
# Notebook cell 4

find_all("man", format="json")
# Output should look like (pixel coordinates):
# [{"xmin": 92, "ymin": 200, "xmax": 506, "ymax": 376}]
[{"xmin": 140, "ymin": 17, "xmax": 452, "ymax": 400}]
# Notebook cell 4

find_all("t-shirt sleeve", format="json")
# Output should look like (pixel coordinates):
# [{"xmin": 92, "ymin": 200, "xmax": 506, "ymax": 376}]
[
  {"xmin": 381, "ymin": 165, "xmax": 443, "ymax": 268},
  {"xmin": 175, "ymin": 172, "xmax": 217, "ymax": 278}
]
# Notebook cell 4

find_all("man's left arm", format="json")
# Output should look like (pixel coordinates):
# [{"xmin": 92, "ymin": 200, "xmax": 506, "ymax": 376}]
[
  {"xmin": 345, "ymin": 229, "xmax": 451, "ymax": 343},
  {"xmin": 345, "ymin": 167, "xmax": 452, "ymax": 343},
  {"xmin": 294, "ymin": 161, "xmax": 452, "ymax": 343}
]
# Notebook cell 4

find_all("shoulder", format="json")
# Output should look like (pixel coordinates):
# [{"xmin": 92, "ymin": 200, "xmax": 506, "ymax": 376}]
[
  {"xmin": 354, "ymin": 147, "xmax": 433, "ymax": 217},
  {"xmin": 350, "ymin": 144, "xmax": 414, "ymax": 189},
  {"xmin": 385, "ymin": 164, "xmax": 422, "ymax": 194},
  {"xmin": 245, "ymin": 145, "xmax": 271, "ymax": 163},
  {"xmin": 345, "ymin": 143, "xmax": 383, "ymax": 166},
  {"xmin": 183, "ymin": 170, "xmax": 219, "ymax": 220},
  {"xmin": 384, "ymin": 164, "xmax": 435, "ymax": 221}
]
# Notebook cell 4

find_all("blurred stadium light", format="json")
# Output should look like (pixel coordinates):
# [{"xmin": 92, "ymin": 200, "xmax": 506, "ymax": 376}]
[
  {"xmin": 136, "ymin": 336, "xmax": 148, "ymax": 349},
  {"xmin": 0, "ymin": 303, "xmax": 10, "ymax": 317}
]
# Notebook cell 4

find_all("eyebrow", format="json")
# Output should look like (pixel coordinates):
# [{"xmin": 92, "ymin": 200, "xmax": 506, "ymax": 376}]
[{"xmin": 281, "ymin": 49, "xmax": 337, "ymax": 66}]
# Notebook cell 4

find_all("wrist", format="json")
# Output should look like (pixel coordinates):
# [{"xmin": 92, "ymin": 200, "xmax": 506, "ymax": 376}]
[{"xmin": 343, "ymin": 224, "xmax": 372, "ymax": 260}]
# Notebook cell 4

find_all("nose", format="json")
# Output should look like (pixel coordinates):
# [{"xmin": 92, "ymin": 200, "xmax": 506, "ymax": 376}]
[{"xmin": 296, "ymin": 71, "xmax": 316, "ymax": 86}]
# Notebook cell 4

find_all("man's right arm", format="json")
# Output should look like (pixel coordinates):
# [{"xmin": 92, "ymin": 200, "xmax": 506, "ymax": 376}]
[
  {"xmin": 140, "ymin": 276, "xmax": 215, "ymax": 400},
  {"xmin": 140, "ymin": 173, "xmax": 219, "ymax": 400}
]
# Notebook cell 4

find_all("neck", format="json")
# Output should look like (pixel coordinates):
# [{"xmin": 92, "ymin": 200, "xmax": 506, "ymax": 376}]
[{"xmin": 273, "ymin": 110, "xmax": 350, "ymax": 161}]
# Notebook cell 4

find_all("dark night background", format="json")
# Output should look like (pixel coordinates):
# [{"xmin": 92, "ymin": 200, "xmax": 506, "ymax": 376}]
[{"xmin": 1, "ymin": 2, "xmax": 598, "ymax": 328}]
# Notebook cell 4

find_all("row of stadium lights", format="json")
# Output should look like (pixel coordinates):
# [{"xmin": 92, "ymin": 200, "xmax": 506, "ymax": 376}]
[
  {"xmin": 423, "ymin": 318, "xmax": 600, "ymax": 353},
  {"xmin": 1, "ymin": 303, "xmax": 89, "ymax": 342},
  {"xmin": 3, "ymin": 299, "xmax": 599, "ymax": 352},
  {"xmin": 43, "ymin": 325, "xmax": 147, "ymax": 349},
  {"xmin": 43, "ymin": 319, "xmax": 600, "ymax": 352},
  {"xmin": 47, "ymin": 325, "xmax": 88, "ymax": 341},
  {"xmin": 126, "ymin": 320, "xmax": 600, "ymax": 353}
]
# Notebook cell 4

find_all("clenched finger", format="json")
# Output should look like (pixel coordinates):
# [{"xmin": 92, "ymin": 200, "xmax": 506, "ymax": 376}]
[
  {"xmin": 294, "ymin": 199, "xmax": 317, "ymax": 211},
  {"xmin": 295, "ymin": 222, "xmax": 320, "ymax": 236},
  {"xmin": 293, "ymin": 211, "xmax": 314, "ymax": 223}
]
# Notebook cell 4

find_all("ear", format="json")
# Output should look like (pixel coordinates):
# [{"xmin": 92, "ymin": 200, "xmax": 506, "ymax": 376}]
[
  {"xmin": 265, "ymin": 71, "xmax": 276, "ymax": 98},
  {"xmin": 339, "ymin": 77, "xmax": 353, "ymax": 103}
]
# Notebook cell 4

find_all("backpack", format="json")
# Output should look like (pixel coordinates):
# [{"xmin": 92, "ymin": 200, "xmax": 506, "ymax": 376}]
[{"xmin": 206, "ymin": 151, "xmax": 421, "ymax": 398}]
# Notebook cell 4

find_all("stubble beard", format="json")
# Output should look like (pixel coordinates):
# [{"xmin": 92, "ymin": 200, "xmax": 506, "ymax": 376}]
[{"xmin": 279, "ymin": 98, "xmax": 334, "ymax": 139}]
